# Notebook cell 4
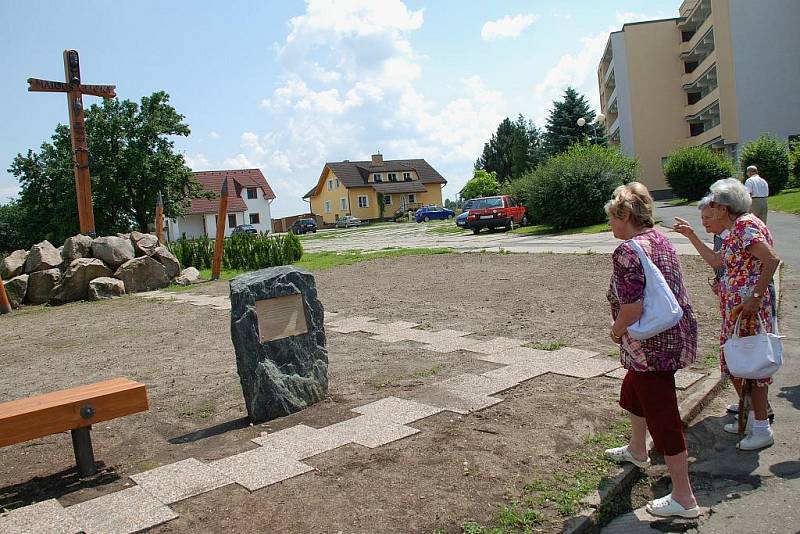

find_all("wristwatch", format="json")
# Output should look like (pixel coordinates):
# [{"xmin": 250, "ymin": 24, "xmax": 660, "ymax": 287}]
[{"xmin": 752, "ymin": 291, "xmax": 763, "ymax": 299}]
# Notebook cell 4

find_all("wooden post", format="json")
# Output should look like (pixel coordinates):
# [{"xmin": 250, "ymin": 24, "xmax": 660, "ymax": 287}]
[
  {"xmin": 0, "ymin": 274, "xmax": 12, "ymax": 314},
  {"xmin": 27, "ymin": 50, "xmax": 116, "ymax": 236},
  {"xmin": 211, "ymin": 178, "xmax": 229, "ymax": 280},
  {"xmin": 155, "ymin": 192, "xmax": 164, "ymax": 244}
]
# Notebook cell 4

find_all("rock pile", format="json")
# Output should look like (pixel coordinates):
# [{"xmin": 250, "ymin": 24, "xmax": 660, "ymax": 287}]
[{"xmin": 1, "ymin": 231, "xmax": 190, "ymax": 307}]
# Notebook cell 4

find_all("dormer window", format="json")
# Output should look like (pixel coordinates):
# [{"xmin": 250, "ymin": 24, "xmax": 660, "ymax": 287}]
[
  {"xmin": 388, "ymin": 173, "xmax": 397, "ymax": 182},
  {"xmin": 403, "ymin": 172, "xmax": 412, "ymax": 181},
  {"xmin": 246, "ymin": 187, "xmax": 257, "ymax": 199},
  {"xmin": 373, "ymin": 174, "xmax": 382, "ymax": 182}
]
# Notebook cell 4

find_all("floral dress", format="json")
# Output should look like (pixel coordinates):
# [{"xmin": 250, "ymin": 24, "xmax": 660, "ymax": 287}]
[{"xmin": 719, "ymin": 214, "xmax": 775, "ymax": 385}]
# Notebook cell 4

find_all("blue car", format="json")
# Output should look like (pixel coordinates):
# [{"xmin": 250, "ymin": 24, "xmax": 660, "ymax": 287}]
[
  {"xmin": 415, "ymin": 205, "xmax": 455, "ymax": 222},
  {"xmin": 456, "ymin": 199, "xmax": 477, "ymax": 228}
]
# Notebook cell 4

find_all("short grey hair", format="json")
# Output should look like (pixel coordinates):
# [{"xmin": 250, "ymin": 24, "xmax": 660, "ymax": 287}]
[
  {"xmin": 747, "ymin": 165, "xmax": 758, "ymax": 173},
  {"xmin": 699, "ymin": 178, "xmax": 752, "ymax": 216}
]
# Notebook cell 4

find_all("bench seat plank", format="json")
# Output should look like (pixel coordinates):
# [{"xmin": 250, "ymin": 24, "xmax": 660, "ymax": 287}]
[{"xmin": 0, "ymin": 378, "xmax": 148, "ymax": 447}]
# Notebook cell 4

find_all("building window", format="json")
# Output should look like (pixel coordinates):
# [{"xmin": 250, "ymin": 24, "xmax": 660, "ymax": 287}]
[
  {"xmin": 388, "ymin": 173, "xmax": 397, "ymax": 182},
  {"xmin": 403, "ymin": 172, "xmax": 411, "ymax": 181},
  {"xmin": 246, "ymin": 187, "xmax": 257, "ymax": 199},
  {"xmin": 358, "ymin": 195, "xmax": 369, "ymax": 208},
  {"xmin": 335, "ymin": 179, "xmax": 340, "ymax": 188},
  {"xmin": 328, "ymin": 179, "xmax": 334, "ymax": 190},
  {"xmin": 228, "ymin": 214, "xmax": 237, "ymax": 228},
  {"xmin": 249, "ymin": 213, "xmax": 260, "ymax": 224},
  {"xmin": 373, "ymin": 173, "xmax": 382, "ymax": 182},
  {"xmin": 383, "ymin": 194, "xmax": 392, "ymax": 205},
  {"xmin": 340, "ymin": 198, "xmax": 347, "ymax": 210},
  {"xmin": 324, "ymin": 200, "xmax": 331, "ymax": 213},
  {"xmin": 408, "ymin": 194, "xmax": 416, "ymax": 203},
  {"xmin": 689, "ymin": 122, "xmax": 705, "ymax": 137}
]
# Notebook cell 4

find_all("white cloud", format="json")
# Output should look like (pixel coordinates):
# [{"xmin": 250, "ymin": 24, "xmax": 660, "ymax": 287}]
[
  {"xmin": 284, "ymin": 0, "xmax": 424, "ymax": 42},
  {"xmin": 209, "ymin": 131, "xmax": 220, "ymax": 139},
  {"xmin": 481, "ymin": 14, "xmax": 539, "ymax": 41},
  {"xmin": 0, "ymin": 183, "xmax": 20, "ymax": 201},
  {"xmin": 183, "ymin": 153, "xmax": 211, "ymax": 170},
  {"xmin": 224, "ymin": 154, "xmax": 256, "ymax": 169}
]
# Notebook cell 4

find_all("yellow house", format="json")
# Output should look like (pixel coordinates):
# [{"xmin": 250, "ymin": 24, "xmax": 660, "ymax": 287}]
[{"xmin": 303, "ymin": 154, "xmax": 447, "ymax": 225}]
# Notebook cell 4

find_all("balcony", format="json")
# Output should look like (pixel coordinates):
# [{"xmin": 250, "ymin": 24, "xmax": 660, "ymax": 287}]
[
  {"xmin": 603, "ymin": 60, "xmax": 615, "ymax": 85},
  {"xmin": 682, "ymin": 52, "xmax": 717, "ymax": 88},
  {"xmin": 680, "ymin": 20, "xmax": 714, "ymax": 60},
  {"xmin": 607, "ymin": 117, "xmax": 620, "ymax": 138},
  {"xmin": 685, "ymin": 88, "xmax": 719, "ymax": 117},
  {"xmin": 689, "ymin": 123, "xmax": 722, "ymax": 146},
  {"xmin": 679, "ymin": 5, "xmax": 712, "ymax": 51}
]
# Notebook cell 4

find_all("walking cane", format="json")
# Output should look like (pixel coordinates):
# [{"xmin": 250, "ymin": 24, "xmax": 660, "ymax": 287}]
[{"xmin": 738, "ymin": 379, "xmax": 752, "ymax": 435}]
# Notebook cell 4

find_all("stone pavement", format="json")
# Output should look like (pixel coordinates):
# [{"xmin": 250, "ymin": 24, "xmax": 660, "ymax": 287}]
[{"xmin": 0, "ymin": 314, "xmax": 707, "ymax": 534}]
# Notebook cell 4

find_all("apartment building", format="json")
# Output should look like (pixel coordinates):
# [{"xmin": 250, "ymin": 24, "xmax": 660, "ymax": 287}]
[{"xmin": 598, "ymin": 0, "xmax": 800, "ymax": 198}]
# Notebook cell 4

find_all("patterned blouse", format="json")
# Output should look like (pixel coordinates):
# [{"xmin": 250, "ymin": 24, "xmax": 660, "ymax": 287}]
[
  {"xmin": 718, "ymin": 214, "xmax": 775, "ymax": 383},
  {"xmin": 607, "ymin": 228, "xmax": 698, "ymax": 372}
]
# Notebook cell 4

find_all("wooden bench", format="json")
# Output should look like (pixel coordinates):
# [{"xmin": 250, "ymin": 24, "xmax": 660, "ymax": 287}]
[{"xmin": 0, "ymin": 378, "xmax": 148, "ymax": 477}]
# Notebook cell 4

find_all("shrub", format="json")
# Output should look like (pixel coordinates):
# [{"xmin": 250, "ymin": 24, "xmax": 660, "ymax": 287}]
[
  {"xmin": 511, "ymin": 143, "xmax": 638, "ymax": 230},
  {"xmin": 663, "ymin": 146, "xmax": 736, "ymax": 200},
  {"xmin": 739, "ymin": 134, "xmax": 790, "ymax": 195},
  {"xmin": 461, "ymin": 169, "xmax": 500, "ymax": 200},
  {"xmin": 167, "ymin": 232, "xmax": 303, "ymax": 272},
  {"xmin": 790, "ymin": 143, "xmax": 800, "ymax": 189}
]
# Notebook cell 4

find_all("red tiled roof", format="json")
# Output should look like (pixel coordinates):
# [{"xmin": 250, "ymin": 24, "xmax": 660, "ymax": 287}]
[{"xmin": 189, "ymin": 169, "xmax": 276, "ymax": 215}]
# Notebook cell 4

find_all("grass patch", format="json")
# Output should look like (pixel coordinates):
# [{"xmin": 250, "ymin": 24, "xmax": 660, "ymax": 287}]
[
  {"xmin": 768, "ymin": 188, "xmax": 800, "ymax": 214},
  {"xmin": 703, "ymin": 350, "xmax": 719, "ymax": 369},
  {"xmin": 376, "ymin": 364, "xmax": 445, "ymax": 388},
  {"xmin": 525, "ymin": 340, "xmax": 566, "ymax": 351},
  {"xmin": 461, "ymin": 420, "xmax": 631, "ymax": 533},
  {"xmin": 427, "ymin": 224, "xmax": 468, "ymax": 235},
  {"xmin": 411, "ymin": 364, "xmax": 443, "ymax": 378}
]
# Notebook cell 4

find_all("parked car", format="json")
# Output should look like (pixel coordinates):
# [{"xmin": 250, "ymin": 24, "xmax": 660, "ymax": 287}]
[
  {"xmin": 415, "ymin": 205, "xmax": 455, "ymax": 223},
  {"xmin": 455, "ymin": 199, "xmax": 477, "ymax": 228},
  {"xmin": 290, "ymin": 218, "xmax": 317, "ymax": 234},
  {"xmin": 232, "ymin": 224, "xmax": 258, "ymax": 235},
  {"xmin": 335, "ymin": 215, "xmax": 362, "ymax": 228},
  {"xmin": 466, "ymin": 195, "xmax": 527, "ymax": 234}
]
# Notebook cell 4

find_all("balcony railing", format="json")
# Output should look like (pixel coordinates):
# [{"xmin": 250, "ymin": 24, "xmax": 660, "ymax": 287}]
[
  {"xmin": 688, "ymin": 123, "xmax": 722, "ymax": 146},
  {"xmin": 681, "ymin": 52, "xmax": 717, "ymax": 88},
  {"xmin": 680, "ymin": 16, "xmax": 713, "ymax": 56},
  {"xmin": 603, "ymin": 59, "xmax": 615, "ymax": 85},
  {"xmin": 685, "ymin": 89, "xmax": 719, "ymax": 117}
]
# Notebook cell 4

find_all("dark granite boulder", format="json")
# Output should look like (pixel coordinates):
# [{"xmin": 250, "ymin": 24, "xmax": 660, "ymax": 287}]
[{"xmin": 230, "ymin": 266, "xmax": 328, "ymax": 423}]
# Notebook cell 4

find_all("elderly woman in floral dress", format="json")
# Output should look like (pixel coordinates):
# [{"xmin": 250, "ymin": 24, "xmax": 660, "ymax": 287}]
[
  {"xmin": 674, "ymin": 178, "xmax": 781, "ymax": 451},
  {"xmin": 603, "ymin": 182, "xmax": 700, "ymax": 519}
]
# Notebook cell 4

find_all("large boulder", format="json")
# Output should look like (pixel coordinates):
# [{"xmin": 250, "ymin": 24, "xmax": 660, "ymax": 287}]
[
  {"xmin": 88, "ymin": 277, "xmax": 126, "ymax": 301},
  {"xmin": 49, "ymin": 258, "xmax": 113, "ymax": 304},
  {"xmin": 175, "ymin": 267, "xmax": 201, "ymax": 286},
  {"xmin": 1, "ymin": 249, "xmax": 28, "ymax": 279},
  {"xmin": 113, "ymin": 256, "xmax": 170, "ymax": 293},
  {"xmin": 24, "ymin": 241, "xmax": 63, "ymax": 273},
  {"xmin": 230, "ymin": 266, "xmax": 328, "ymax": 423},
  {"xmin": 91, "ymin": 236, "xmax": 135, "ymax": 269},
  {"xmin": 26, "ymin": 268, "xmax": 61, "ymax": 305},
  {"xmin": 130, "ymin": 231, "xmax": 160, "ymax": 257},
  {"xmin": 62, "ymin": 234, "xmax": 94, "ymax": 264},
  {"xmin": 5, "ymin": 274, "xmax": 29, "ymax": 308},
  {"xmin": 153, "ymin": 246, "xmax": 181, "ymax": 279}
]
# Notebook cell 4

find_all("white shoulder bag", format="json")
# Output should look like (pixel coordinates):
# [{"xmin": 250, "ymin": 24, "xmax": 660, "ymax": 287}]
[
  {"xmin": 618, "ymin": 239, "xmax": 684, "ymax": 340},
  {"xmin": 723, "ymin": 315, "xmax": 783, "ymax": 379}
]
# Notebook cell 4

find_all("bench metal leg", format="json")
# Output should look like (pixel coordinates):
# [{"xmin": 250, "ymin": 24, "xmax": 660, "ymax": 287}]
[{"xmin": 71, "ymin": 426, "xmax": 97, "ymax": 477}]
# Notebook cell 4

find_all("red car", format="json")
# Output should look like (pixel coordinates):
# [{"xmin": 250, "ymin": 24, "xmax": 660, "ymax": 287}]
[{"xmin": 466, "ymin": 195, "xmax": 528, "ymax": 234}]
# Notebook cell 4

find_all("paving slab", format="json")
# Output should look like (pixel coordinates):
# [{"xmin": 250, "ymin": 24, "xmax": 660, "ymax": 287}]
[
  {"xmin": 251, "ymin": 424, "xmax": 351, "ymax": 459},
  {"xmin": 356, "ymin": 320, "xmax": 420, "ymax": 335},
  {"xmin": 550, "ymin": 347, "xmax": 601, "ymax": 362},
  {"xmin": 67, "ymin": 486, "xmax": 178, "ymax": 534},
  {"xmin": 327, "ymin": 316, "xmax": 379, "ymax": 333},
  {"xmin": 323, "ymin": 311, "xmax": 341, "ymax": 323},
  {"xmin": 325, "ymin": 415, "xmax": 420, "ymax": 448},
  {"xmin": 547, "ymin": 358, "xmax": 621, "ymax": 379},
  {"xmin": 129, "ymin": 457, "xmax": 232, "ymax": 504},
  {"xmin": 419, "ymin": 337, "xmax": 479, "ymax": 353},
  {"xmin": 411, "ymin": 387, "xmax": 503, "ymax": 415},
  {"xmin": 481, "ymin": 362, "xmax": 550, "ymax": 385},
  {"xmin": 476, "ymin": 346, "xmax": 554, "ymax": 365},
  {"xmin": 468, "ymin": 337, "xmax": 526, "ymax": 355},
  {"xmin": 0, "ymin": 498, "xmax": 81, "ymax": 534},
  {"xmin": 210, "ymin": 446, "xmax": 313, "ymax": 492},
  {"xmin": 438, "ymin": 373, "xmax": 521, "ymax": 396},
  {"xmin": 604, "ymin": 367, "xmax": 707, "ymax": 390},
  {"xmin": 351, "ymin": 396, "xmax": 443, "ymax": 424}
]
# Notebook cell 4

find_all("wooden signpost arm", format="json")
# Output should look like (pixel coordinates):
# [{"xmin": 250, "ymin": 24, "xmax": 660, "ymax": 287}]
[
  {"xmin": 155, "ymin": 192, "xmax": 164, "ymax": 244},
  {"xmin": 211, "ymin": 179, "xmax": 229, "ymax": 280},
  {"xmin": 0, "ymin": 274, "xmax": 12, "ymax": 314}
]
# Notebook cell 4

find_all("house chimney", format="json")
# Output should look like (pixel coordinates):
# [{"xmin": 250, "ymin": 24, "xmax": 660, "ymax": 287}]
[{"xmin": 371, "ymin": 152, "xmax": 383, "ymax": 166}]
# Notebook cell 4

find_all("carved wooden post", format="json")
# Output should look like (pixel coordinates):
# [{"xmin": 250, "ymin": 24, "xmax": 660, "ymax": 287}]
[
  {"xmin": 155, "ymin": 192, "xmax": 164, "ymax": 244},
  {"xmin": 211, "ymin": 179, "xmax": 229, "ymax": 280},
  {"xmin": 0, "ymin": 274, "xmax": 12, "ymax": 314}
]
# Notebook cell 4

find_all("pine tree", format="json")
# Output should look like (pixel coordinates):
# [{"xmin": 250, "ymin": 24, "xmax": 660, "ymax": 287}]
[
  {"xmin": 476, "ymin": 115, "xmax": 544, "ymax": 183},
  {"xmin": 543, "ymin": 87, "xmax": 606, "ymax": 155}
]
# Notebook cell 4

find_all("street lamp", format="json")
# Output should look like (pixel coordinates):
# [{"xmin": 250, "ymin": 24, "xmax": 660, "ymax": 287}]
[{"xmin": 577, "ymin": 115, "xmax": 605, "ymax": 142}]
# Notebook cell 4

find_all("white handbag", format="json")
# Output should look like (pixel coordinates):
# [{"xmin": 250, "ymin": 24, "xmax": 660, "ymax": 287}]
[
  {"xmin": 619, "ymin": 239, "xmax": 684, "ymax": 340},
  {"xmin": 723, "ymin": 316, "xmax": 783, "ymax": 379}
]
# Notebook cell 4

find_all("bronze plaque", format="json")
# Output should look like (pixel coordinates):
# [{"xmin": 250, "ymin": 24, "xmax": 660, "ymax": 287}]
[{"xmin": 255, "ymin": 294, "xmax": 308, "ymax": 342}]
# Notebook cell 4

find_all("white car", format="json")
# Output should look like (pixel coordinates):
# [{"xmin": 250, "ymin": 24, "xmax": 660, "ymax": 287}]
[{"xmin": 335, "ymin": 215, "xmax": 362, "ymax": 228}]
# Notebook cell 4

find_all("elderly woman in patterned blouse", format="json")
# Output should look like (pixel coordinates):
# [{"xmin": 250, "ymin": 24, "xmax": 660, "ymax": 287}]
[
  {"xmin": 674, "ymin": 178, "xmax": 781, "ymax": 451},
  {"xmin": 604, "ymin": 182, "xmax": 700, "ymax": 519}
]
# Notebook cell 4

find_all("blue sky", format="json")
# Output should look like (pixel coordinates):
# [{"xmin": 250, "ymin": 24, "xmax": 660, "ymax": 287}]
[{"xmin": 1, "ymin": 0, "xmax": 676, "ymax": 218}]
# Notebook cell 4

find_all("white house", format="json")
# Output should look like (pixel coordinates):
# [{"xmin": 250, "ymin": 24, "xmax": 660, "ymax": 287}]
[{"xmin": 167, "ymin": 169, "xmax": 276, "ymax": 240}]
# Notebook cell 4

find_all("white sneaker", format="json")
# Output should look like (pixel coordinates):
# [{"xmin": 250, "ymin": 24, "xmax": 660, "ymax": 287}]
[
  {"xmin": 737, "ymin": 431, "xmax": 774, "ymax": 451},
  {"xmin": 724, "ymin": 418, "xmax": 752, "ymax": 435}
]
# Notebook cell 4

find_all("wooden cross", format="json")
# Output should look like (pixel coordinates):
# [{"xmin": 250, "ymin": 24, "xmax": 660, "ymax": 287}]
[{"xmin": 27, "ymin": 50, "xmax": 116, "ymax": 236}]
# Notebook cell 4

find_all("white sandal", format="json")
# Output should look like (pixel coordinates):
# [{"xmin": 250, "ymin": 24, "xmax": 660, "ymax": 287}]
[
  {"xmin": 604, "ymin": 445, "xmax": 651, "ymax": 469},
  {"xmin": 646, "ymin": 493, "xmax": 700, "ymax": 518}
]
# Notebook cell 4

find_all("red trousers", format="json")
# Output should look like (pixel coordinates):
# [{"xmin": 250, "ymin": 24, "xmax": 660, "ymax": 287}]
[{"xmin": 619, "ymin": 369, "xmax": 686, "ymax": 456}]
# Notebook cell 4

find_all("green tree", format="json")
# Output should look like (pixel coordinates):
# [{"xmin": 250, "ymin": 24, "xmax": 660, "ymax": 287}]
[
  {"xmin": 739, "ymin": 134, "xmax": 790, "ymax": 195},
  {"xmin": 789, "ymin": 143, "xmax": 800, "ymax": 189},
  {"xmin": 543, "ymin": 87, "xmax": 606, "ymax": 155},
  {"xmin": 377, "ymin": 192, "xmax": 386, "ymax": 219},
  {"xmin": 8, "ymin": 91, "xmax": 210, "ymax": 246},
  {"xmin": 663, "ymin": 146, "xmax": 736, "ymax": 200},
  {"xmin": 461, "ymin": 169, "xmax": 500, "ymax": 200},
  {"xmin": 0, "ymin": 200, "xmax": 27, "ymax": 252},
  {"xmin": 476, "ymin": 114, "xmax": 544, "ymax": 183}
]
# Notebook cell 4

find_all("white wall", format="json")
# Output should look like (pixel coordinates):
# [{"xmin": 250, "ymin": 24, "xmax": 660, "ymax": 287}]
[
  {"xmin": 242, "ymin": 187, "xmax": 273, "ymax": 234},
  {"xmin": 169, "ymin": 214, "xmax": 206, "ymax": 241},
  {"xmin": 204, "ymin": 212, "xmax": 244, "ymax": 239},
  {"xmin": 613, "ymin": 31, "xmax": 637, "ymax": 157}
]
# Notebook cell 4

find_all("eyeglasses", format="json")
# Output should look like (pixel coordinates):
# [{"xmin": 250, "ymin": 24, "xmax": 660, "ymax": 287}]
[{"xmin": 707, "ymin": 277, "xmax": 719, "ymax": 288}]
